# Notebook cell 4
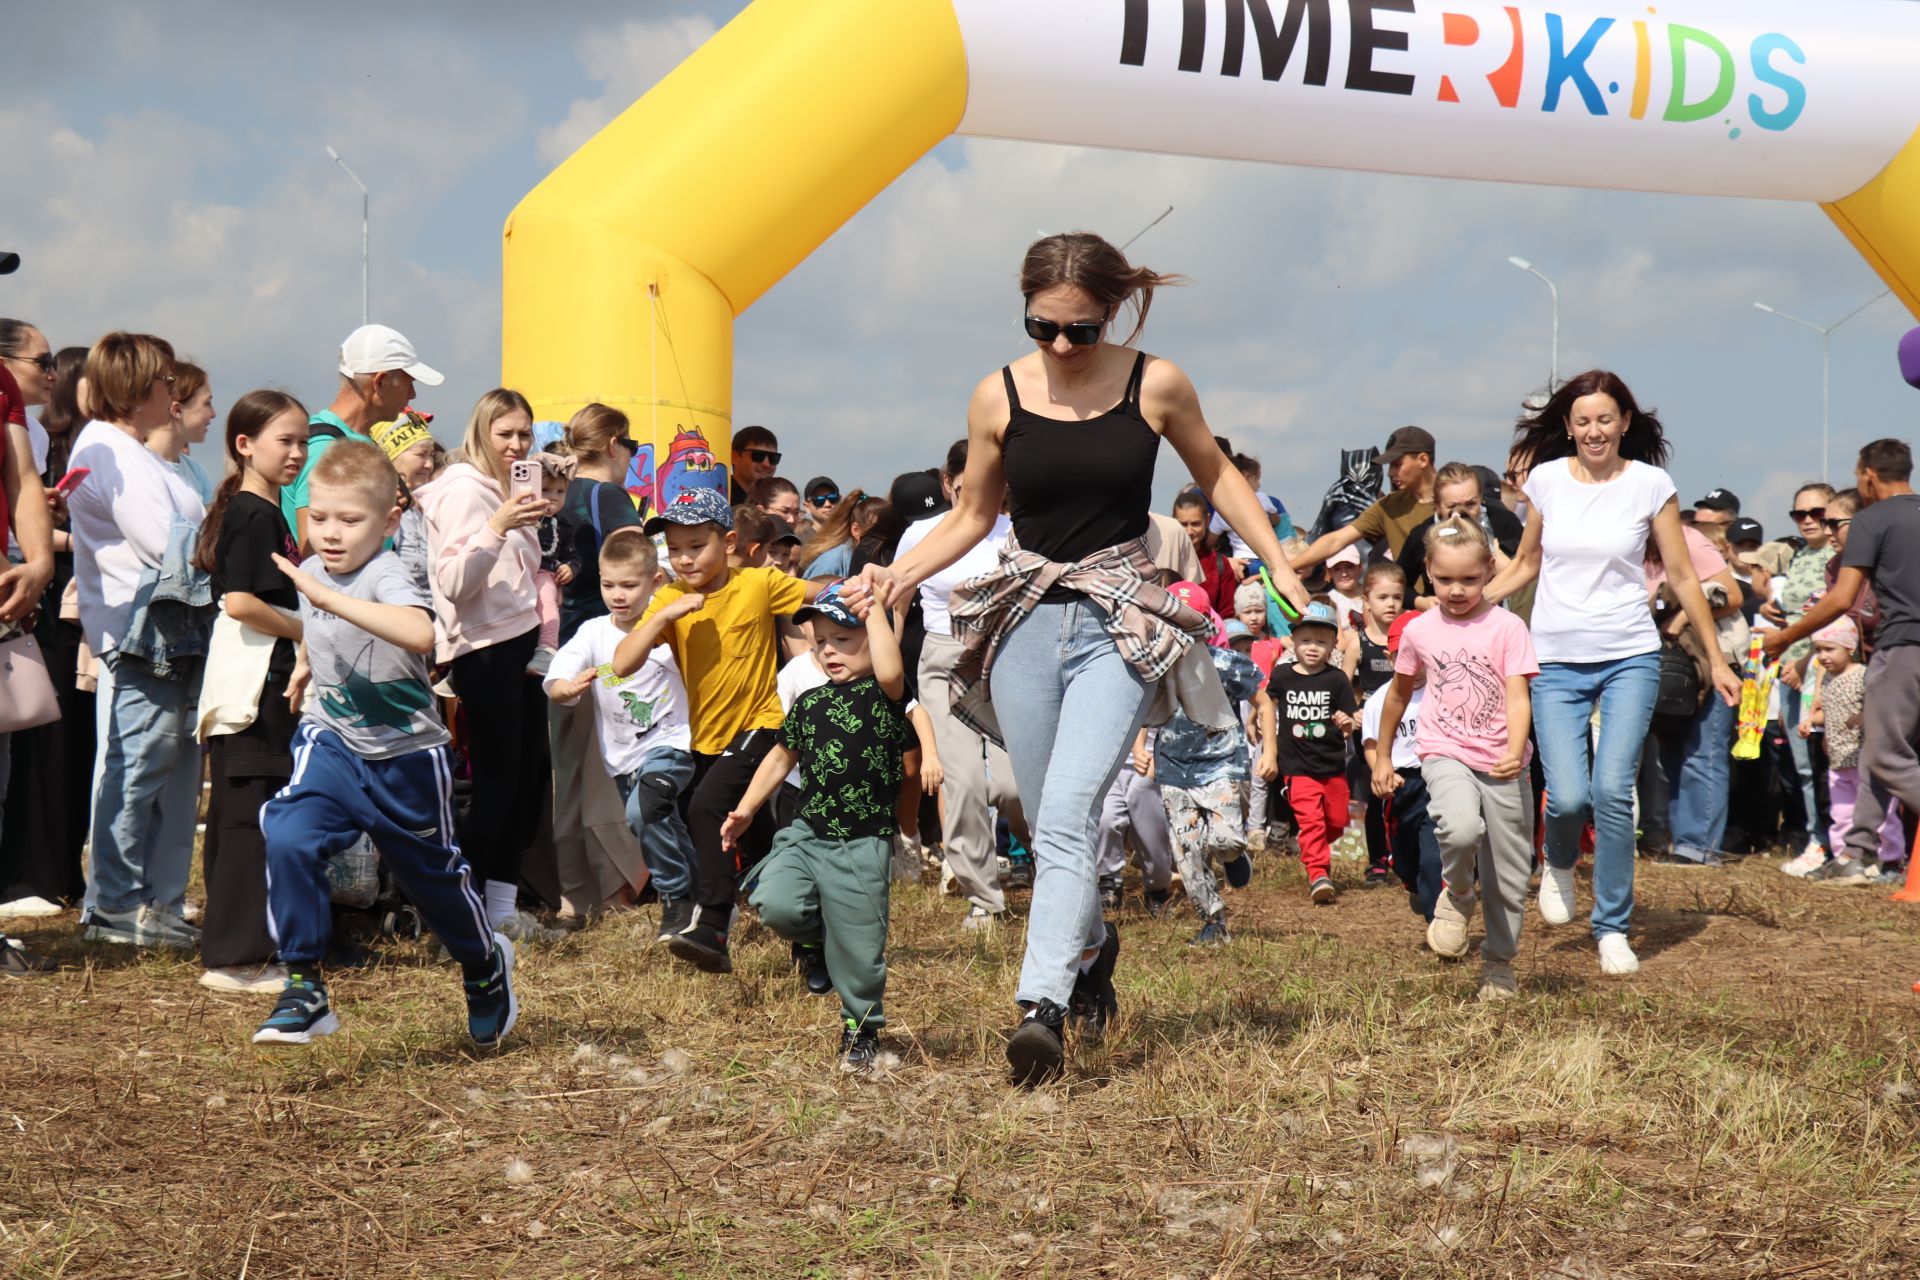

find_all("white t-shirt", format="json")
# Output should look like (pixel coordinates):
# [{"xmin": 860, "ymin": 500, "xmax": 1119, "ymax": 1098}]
[
  {"xmin": 777, "ymin": 652, "xmax": 918, "ymax": 788},
  {"xmin": 1522, "ymin": 458, "xmax": 1676, "ymax": 664},
  {"xmin": 1362, "ymin": 683, "xmax": 1423, "ymax": 772},
  {"xmin": 26, "ymin": 415, "xmax": 48, "ymax": 476},
  {"xmin": 543, "ymin": 614, "xmax": 692, "ymax": 776},
  {"xmin": 66, "ymin": 420, "xmax": 207, "ymax": 654},
  {"xmin": 895, "ymin": 511, "xmax": 1012, "ymax": 637},
  {"xmin": 1209, "ymin": 493, "xmax": 1283, "ymax": 561}
]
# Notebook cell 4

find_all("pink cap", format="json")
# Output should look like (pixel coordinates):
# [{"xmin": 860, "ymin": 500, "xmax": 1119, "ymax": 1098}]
[{"xmin": 1813, "ymin": 617, "xmax": 1859, "ymax": 651}]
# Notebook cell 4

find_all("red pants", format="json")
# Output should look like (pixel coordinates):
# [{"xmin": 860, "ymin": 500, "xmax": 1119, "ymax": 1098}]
[{"xmin": 1287, "ymin": 774, "xmax": 1349, "ymax": 881}]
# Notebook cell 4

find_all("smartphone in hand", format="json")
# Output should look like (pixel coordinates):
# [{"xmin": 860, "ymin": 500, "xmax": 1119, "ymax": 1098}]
[
  {"xmin": 509, "ymin": 459, "xmax": 539, "ymax": 504},
  {"xmin": 53, "ymin": 466, "xmax": 91, "ymax": 497}
]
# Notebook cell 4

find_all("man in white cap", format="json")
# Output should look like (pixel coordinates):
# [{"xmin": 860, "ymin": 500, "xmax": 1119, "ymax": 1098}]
[{"xmin": 285, "ymin": 324, "xmax": 443, "ymax": 552}]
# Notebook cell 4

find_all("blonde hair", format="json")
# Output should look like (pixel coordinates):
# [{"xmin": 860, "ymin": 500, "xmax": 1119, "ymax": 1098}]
[
  {"xmin": 84, "ymin": 331, "xmax": 175, "ymax": 422},
  {"xmin": 1433, "ymin": 461, "xmax": 1482, "ymax": 496},
  {"xmin": 459, "ymin": 388, "xmax": 535, "ymax": 488},
  {"xmin": 1423, "ymin": 514, "xmax": 1492, "ymax": 564},
  {"xmin": 599, "ymin": 527, "xmax": 657, "ymax": 577},
  {"xmin": 310, "ymin": 439, "xmax": 398, "ymax": 511}
]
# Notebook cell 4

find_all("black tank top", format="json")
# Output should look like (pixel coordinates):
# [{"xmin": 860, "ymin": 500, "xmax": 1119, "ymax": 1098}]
[
  {"xmin": 1000, "ymin": 352, "xmax": 1161, "ymax": 568},
  {"xmin": 1354, "ymin": 630, "xmax": 1395, "ymax": 699}
]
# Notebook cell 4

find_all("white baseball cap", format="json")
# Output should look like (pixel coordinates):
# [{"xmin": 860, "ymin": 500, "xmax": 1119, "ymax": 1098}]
[{"xmin": 338, "ymin": 324, "xmax": 444, "ymax": 386}]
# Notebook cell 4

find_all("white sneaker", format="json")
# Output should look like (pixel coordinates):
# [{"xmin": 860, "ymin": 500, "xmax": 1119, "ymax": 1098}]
[
  {"xmin": 1597, "ymin": 933, "xmax": 1640, "ymax": 975},
  {"xmin": 1426, "ymin": 890, "xmax": 1473, "ymax": 959},
  {"xmin": 1780, "ymin": 845, "xmax": 1827, "ymax": 878},
  {"xmin": 1477, "ymin": 959, "xmax": 1518, "ymax": 1000},
  {"xmin": 181, "ymin": 899, "xmax": 203, "ymax": 922},
  {"xmin": 960, "ymin": 905, "xmax": 999, "ymax": 932},
  {"xmin": 1537, "ymin": 865, "xmax": 1577, "ymax": 926},
  {"xmin": 200, "ymin": 963, "xmax": 290, "ymax": 993},
  {"xmin": 493, "ymin": 909, "xmax": 567, "ymax": 944},
  {"xmin": 0, "ymin": 895, "xmax": 63, "ymax": 919}
]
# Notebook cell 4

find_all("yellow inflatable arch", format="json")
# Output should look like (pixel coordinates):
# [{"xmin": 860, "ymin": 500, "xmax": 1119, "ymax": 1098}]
[{"xmin": 502, "ymin": 0, "xmax": 1920, "ymax": 514}]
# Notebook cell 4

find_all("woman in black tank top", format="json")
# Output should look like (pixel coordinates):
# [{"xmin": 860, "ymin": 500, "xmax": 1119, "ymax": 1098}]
[{"xmin": 859, "ymin": 233, "xmax": 1309, "ymax": 1085}]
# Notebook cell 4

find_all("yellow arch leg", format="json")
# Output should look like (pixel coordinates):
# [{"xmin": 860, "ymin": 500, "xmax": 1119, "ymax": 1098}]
[
  {"xmin": 1825, "ymin": 126, "xmax": 1920, "ymax": 322},
  {"xmin": 501, "ymin": 0, "xmax": 967, "ymax": 510}
]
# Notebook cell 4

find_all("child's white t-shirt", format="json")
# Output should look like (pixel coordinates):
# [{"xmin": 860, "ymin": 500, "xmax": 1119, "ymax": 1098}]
[
  {"xmin": 777, "ymin": 653, "xmax": 918, "ymax": 789},
  {"xmin": 544, "ymin": 615, "xmax": 692, "ymax": 777},
  {"xmin": 1362, "ymin": 683, "xmax": 1423, "ymax": 772}
]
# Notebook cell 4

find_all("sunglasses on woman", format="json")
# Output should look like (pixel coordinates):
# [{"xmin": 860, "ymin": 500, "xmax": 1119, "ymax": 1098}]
[
  {"xmin": 1824, "ymin": 516, "xmax": 1851, "ymax": 532},
  {"xmin": 6, "ymin": 352, "xmax": 55, "ymax": 373},
  {"xmin": 1023, "ymin": 315, "xmax": 1105, "ymax": 346},
  {"xmin": 1789, "ymin": 507, "xmax": 1826, "ymax": 522},
  {"xmin": 809, "ymin": 492, "xmax": 840, "ymax": 507}
]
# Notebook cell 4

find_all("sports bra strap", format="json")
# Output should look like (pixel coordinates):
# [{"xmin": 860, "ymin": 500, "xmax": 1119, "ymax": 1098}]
[
  {"xmin": 1122, "ymin": 351, "xmax": 1147, "ymax": 408},
  {"xmin": 1001, "ymin": 365, "xmax": 1022, "ymax": 413}
]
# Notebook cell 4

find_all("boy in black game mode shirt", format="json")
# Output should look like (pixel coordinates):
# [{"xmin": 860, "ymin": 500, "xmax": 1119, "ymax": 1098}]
[{"xmin": 1259, "ymin": 600, "xmax": 1358, "ymax": 905}]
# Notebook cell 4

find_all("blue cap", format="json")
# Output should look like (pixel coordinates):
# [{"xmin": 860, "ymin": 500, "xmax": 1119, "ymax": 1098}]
[
  {"xmin": 1291, "ymin": 600, "xmax": 1339, "ymax": 633},
  {"xmin": 794, "ymin": 582, "xmax": 861, "ymax": 629},
  {"xmin": 1223, "ymin": 619, "xmax": 1253, "ymax": 641},
  {"xmin": 643, "ymin": 486, "xmax": 733, "ymax": 534}
]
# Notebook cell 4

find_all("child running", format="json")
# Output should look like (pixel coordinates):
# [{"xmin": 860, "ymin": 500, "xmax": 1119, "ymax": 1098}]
[
  {"xmin": 722, "ymin": 584, "xmax": 912, "ymax": 1072},
  {"xmin": 1260, "ymin": 599, "xmax": 1358, "ymax": 903},
  {"xmin": 1361, "ymin": 611, "xmax": 1442, "ymax": 919},
  {"xmin": 255, "ymin": 440, "xmax": 515, "ymax": 1046},
  {"xmin": 1802, "ymin": 617, "xmax": 1905, "ymax": 883},
  {"xmin": 1372, "ymin": 518, "xmax": 1539, "ymax": 999},
  {"xmin": 543, "ymin": 528, "xmax": 700, "ymax": 925},
  {"xmin": 1349, "ymin": 560, "xmax": 1406, "ymax": 887}
]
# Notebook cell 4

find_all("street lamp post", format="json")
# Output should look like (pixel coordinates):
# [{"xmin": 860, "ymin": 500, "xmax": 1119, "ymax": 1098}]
[
  {"xmin": 1753, "ymin": 288, "xmax": 1893, "ymax": 480},
  {"xmin": 325, "ymin": 146, "xmax": 369, "ymax": 326},
  {"xmin": 1507, "ymin": 256, "xmax": 1559, "ymax": 391}
]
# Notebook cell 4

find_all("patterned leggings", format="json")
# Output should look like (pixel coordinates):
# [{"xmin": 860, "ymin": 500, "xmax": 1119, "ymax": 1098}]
[{"xmin": 1161, "ymin": 778, "xmax": 1249, "ymax": 922}]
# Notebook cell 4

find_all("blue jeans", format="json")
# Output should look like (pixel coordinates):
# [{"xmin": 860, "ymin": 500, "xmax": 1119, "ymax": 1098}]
[
  {"xmin": 990, "ymin": 599, "xmax": 1152, "ymax": 1007},
  {"xmin": 89, "ymin": 655, "xmax": 202, "ymax": 916},
  {"xmin": 614, "ymin": 746, "xmax": 697, "ymax": 901},
  {"xmin": 1659, "ymin": 691, "xmax": 1734, "ymax": 859},
  {"xmin": 1531, "ymin": 654, "xmax": 1660, "ymax": 939},
  {"xmin": 1780, "ymin": 687, "xmax": 1826, "ymax": 845}
]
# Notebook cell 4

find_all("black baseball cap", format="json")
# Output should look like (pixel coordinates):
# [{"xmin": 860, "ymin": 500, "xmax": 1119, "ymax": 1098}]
[
  {"xmin": 765, "ymin": 515, "xmax": 801, "ymax": 546},
  {"xmin": 804, "ymin": 475, "xmax": 838, "ymax": 499},
  {"xmin": 1379, "ymin": 425, "xmax": 1436, "ymax": 465},
  {"xmin": 1695, "ymin": 488, "xmax": 1740, "ymax": 514},
  {"xmin": 889, "ymin": 469, "xmax": 950, "ymax": 521},
  {"xmin": 1728, "ymin": 517, "xmax": 1764, "ymax": 546}
]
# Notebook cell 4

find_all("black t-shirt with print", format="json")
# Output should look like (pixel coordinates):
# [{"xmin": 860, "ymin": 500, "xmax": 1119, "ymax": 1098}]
[
  {"xmin": 1353, "ymin": 630, "xmax": 1395, "ymax": 700},
  {"xmin": 1266, "ymin": 662, "xmax": 1357, "ymax": 778},
  {"xmin": 782, "ymin": 674, "xmax": 911, "ymax": 840},
  {"xmin": 214, "ymin": 491, "xmax": 301, "ymax": 680}
]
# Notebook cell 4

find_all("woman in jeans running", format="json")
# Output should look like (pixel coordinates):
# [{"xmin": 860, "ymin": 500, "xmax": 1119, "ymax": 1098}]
[
  {"xmin": 1487, "ymin": 371, "xmax": 1740, "ymax": 975},
  {"xmin": 859, "ymin": 233, "xmax": 1308, "ymax": 1083}
]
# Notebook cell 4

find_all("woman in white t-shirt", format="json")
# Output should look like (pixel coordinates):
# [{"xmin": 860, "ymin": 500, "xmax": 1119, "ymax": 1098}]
[
  {"xmin": 1487, "ymin": 371, "xmax": 1739, "ymax": 976},
  {"xmin": 893, "ymin": 438, "xmax": 1030, "ymax": 931}
]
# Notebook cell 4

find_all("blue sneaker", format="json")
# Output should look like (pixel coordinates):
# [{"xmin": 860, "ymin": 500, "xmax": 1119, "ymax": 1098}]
[
  {"xmin": 464, "ymin": 933, "xmax": 518, "ymax": 1048},
  {"xmin": 1223, "ymin": 853, "xmax": 1253, "ymax": 889},
  {"xmin": 1189, "ymin": 916, "xmax": 1231, "ymax": 947},
  {"xmin": 252, "ymin": 972, "xmax": 340, "ymax": 1044}
]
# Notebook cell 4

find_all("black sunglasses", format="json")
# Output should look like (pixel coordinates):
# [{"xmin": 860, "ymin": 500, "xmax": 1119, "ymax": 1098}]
[
  {"xmin": 1789, "ymin": 507, "xmax": 1826, "ymax": 523},
  {"xmin": 1024, "ymin": 314, "xmax": 1105, "ymax": 346},
  {"xmin": 747, "ymin": 448, "xmax": 781, "ymax": 465},
  {"xmin": 6, "ymin": 352, "xmax": 54, "ymax": 373},
  {"xmin": 808, "ymin": 492, "xmax": 840, "ymax": 507},
  {"xmin": 1824, "ymin": 516, "xmax": 1851, "ymax": 532}
]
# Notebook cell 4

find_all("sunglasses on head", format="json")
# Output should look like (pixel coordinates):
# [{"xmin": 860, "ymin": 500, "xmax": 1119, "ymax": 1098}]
[
  {"xmin": 809, "ymin": 492, "xmax": 840, "ymax": 507},
  {"xmin": 1790, "ymin": 507, "xmax": 1826, "ymax": 523},
  {"xmin": 6, "ymin": 352, "xmax": 54, "ymax": 373},
  {"xmin": 747, "ymin": 448, "xmax": 781, "ymax": 465},
  {"xmin": 1023, "ymin": 314, "xmax": 1106, "ymax": 346}
]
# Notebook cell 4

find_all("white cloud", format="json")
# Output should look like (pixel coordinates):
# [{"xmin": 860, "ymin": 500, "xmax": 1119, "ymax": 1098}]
[{"xmin": 536, "ymin": 15, "xmax": 720, "ymax": 168}]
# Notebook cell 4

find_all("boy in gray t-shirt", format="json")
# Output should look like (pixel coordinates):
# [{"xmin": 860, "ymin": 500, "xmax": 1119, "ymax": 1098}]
[{"xmin": 253, "ymin": 440, "xmax": 515, "ymax": 1049}]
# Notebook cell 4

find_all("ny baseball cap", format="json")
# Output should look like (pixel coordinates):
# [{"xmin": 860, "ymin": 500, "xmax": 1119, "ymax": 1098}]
[
  {"xmin": 1292, "ymin": 600, "xmax": 1339, "ymax": 634},
  {"xmin": 643, "ymin": 486, "xmax": 733, "ymax": 534},
  {"xmin": 889, "ymin": 469, "xmax": 950, "ymax": 520},
  {"xmin": 794, "ymin": 583, "xmax": 861, "ymax": 629},
  {"xmin": 1379, "ymin": 425, "xmax": 1436, "ymax": 465},
  {"xmin": 1694, "ymin": 488, "xmax": 1740, "ymax": 514},
  {"xmin": 1727, "ymin": 517, "xmax": 1764, "ymax": 546},
  {"xmin": 338, "ymin": 324, "xmax": 444, "ymax": 387}
]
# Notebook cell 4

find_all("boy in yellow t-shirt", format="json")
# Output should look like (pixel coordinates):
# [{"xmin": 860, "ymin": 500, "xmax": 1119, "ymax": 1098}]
[{"xmin": 614, "ymin": 488, "xmax": 821, "ymax": 972}]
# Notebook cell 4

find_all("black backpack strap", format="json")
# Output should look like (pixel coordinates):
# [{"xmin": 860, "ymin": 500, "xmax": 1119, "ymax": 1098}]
[{"xmin": 308, "ymin": 420, "xmax": 346, "ymax": 443}]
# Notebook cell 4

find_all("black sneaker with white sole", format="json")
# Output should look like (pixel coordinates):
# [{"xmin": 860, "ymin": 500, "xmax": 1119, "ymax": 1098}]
[
  {"xmin": 655, "ymin": 897, "xmax": 691, "ymax": 943},
  {"xmin": 793, "ymin": 941, "xmax": 833, "ymax": 995},
  {"xmin": 0, "ymin": 933, "xmax": 57, "ymax": 977},
  {"xmin": 252, "ymin": 972, "xmax": 340, "ymax": 1044},
  {"xmin": 838, "ymin": 1019, "xmax": 880, "ymax": 1073},
  {"xmin": 665, "ymin": 903, "xmax": 733, "ymax": 973},
  {"xmin": 1067, "ymin": 921, "xmax": 1120, "ymax": 1044},
  {"xmin": 1006, "ymin": 999, "xmax": 1068, "ymax": 1086}
]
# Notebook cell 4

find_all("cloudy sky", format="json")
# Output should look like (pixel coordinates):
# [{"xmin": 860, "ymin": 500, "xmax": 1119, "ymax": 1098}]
[{"xmin": 6, "ymin": 0, "xmax": 1917, "ymax": 535}]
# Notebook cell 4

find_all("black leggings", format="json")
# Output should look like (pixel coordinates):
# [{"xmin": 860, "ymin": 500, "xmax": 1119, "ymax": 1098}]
[
  {"xmin": 686, "ymin": 731, "xmax": 780, "ymax": 909},
  {"xmin": 449, "ymin": 628, "xmax": 549, "ymax": 890}
]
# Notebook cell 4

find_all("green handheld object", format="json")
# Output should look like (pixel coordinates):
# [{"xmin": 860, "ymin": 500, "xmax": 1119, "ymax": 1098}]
[{"xmin": 1256, "ymin": 566, "xmax": 1303, "ymax": 623}]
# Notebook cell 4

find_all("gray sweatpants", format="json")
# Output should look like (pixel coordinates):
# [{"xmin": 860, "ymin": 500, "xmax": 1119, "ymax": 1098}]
[
  {"xmin": 1849, "ymin": 645, "xmax": 1920, "ymax": 861},
  {"xmin": 1421, "ymin": 756, "xmax": 1534, "ymax": 964},
  {"xmin": 919, "ymin": 632, "xmax": 1028, "ymax": 913},
  {"xmin": 1095, "ymin": 767, "xmax": 1172, "ymax": 890}
]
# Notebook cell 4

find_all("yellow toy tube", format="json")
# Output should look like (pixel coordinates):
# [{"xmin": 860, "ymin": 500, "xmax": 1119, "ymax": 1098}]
[{"xmin": 501, "ymin": 0, "xmax": 966, "ymax": 517}]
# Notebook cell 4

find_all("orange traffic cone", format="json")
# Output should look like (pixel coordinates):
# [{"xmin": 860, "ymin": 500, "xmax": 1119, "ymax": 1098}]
[{"xmin": 1891, "ymin": 824, "xmax": 1920, "ymax": 904}]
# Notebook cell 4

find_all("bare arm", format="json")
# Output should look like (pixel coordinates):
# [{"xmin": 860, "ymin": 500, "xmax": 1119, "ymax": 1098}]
[
  {"xmin": 223, "ymin": 591, "xmax": 303, "ymax": 642},
  {"xmin": 1371, "ymin": 673, "xmax": 1413, "ymax": 797},
  {"xmin": 1484, "ymin": 507, "xmax": 1543, "ymax": 605},
  {"xmin": 869, "ymin": 376, "xmax": 1006, "ymax": 607},
  {"xmin": 0, "ymin": 422, "xmax": 55, "ymax": 623},
  {"xmin": 1254, "ymin": 687, "xmax": 1279, "ymax": 780},
  {"xmin": 719, "ymin": 744, "xmax": 800, "ymax": 850},
  {"xmin": 1648, "ymin": 500, "xmax": 1740, "ymax": 704},
  {"xmin": 611, "ymin": 593, "xmax": 703, "ymax": 678},
  {"xmin": 908, "ymin": 703, "xmax": 943, "ymax": 791},
  {"xmin": 1492, "ymin": 675, "xmax": 1531, "ymax": 780},
  {"xmin": 865, "ymin": 593, "xmax": 905, "ymax": 702},
  {"xmin": 1288, "ymin": 523, "xmax": 1364, "ymax": 574},
  {"xmin": 294, "ymin": 506, "xmax": 310, "ymax": 559},
  {"xmin": 1765, "ymin": 566, "xmax": 1866, "ymax": 657},
  {"xmin": 271, "ymin": 554, "xmax": 434, "ymax": 655}
]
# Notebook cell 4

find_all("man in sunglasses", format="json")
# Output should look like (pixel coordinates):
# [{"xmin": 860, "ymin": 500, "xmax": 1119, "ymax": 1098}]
[
  {"xmin": 803, "ymin": 476, "xmax": 841, "ymax": 531},
  {"xmin": 730, "ymin": 425, "xmax": 780, "ymax": 505}
]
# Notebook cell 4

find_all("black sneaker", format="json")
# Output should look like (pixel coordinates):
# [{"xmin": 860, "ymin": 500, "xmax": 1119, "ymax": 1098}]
[
  {"xmin": 838, "ymin": 1019, "xmax": 880, "ymax": 1073},
  {"xmin": 1098, "ymin": 875, "xmax": 1123, "ymax": 914},
  {"xmin": 1068, "ymin": 922, "xmax": 1120, "ymax": 1044},
  {"xmin": 1189, "ymin": 915, "xmax": 1231, "ymax": 947},
  {"xmin": 1004, "ymin": 857, "xmax": 1034, "ymax": 891},
  {"xmin": 464, "ymin": 933, "xmax": 518, "ymax": 1048},
  {"xmin": 793, "ymin": 941, "xmax": 833, "ymax": 996},
  {"xmin": 251, "ymin": 971, "xmax": 339, "ymax": 1044},
  {"xmin": 1143, "ymin": 887, "xmax": 1172, "ymax": 919},
  {"xmin": 1309, "ymin": 875, "xmax": 1336, "ymax": 904},
  {"xmin": 0, "ymin": 933, "xmax": 57, "ymax": 977},
  {"xmin": 1006, "ymin": 1000, "xmax": 1067, "ymax": 1086},
  {"xmin": 1363, "ymin": 864, "xmax": 1394, "ymax": 888},
  {"xmin": 666, "ymin": 903, "xmax": 733, "ymax": 973},
  {"xmin": 1223, "ymin": 852, "xmax": 1253, "ymax": 889}
]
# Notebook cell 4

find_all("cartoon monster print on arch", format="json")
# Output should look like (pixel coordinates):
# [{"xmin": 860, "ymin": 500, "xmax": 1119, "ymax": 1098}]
[{"xmin": 626, "ymin": 422, "xmax": 726, "ymax": 522}]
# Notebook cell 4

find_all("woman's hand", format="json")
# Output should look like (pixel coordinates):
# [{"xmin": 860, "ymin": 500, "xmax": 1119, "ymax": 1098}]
[
  {"xmin": 852, "ymin": 563, "xmax": 901, "ymax": 612},
  {"xmin": 1710, "ymin": 660, "xmax": 1743, "ymax": 707},
  {"xmin": 1779, "ymin": 656, "xmax": 1804, "ymax": 691},
  {"xmin": 487, "ymin": 493, "xmax": 547, "ymax": 536}
]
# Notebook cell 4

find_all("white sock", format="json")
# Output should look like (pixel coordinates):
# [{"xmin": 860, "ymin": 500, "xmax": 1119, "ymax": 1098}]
[{"xmin": 484, "ymin": 881, "xmax": 518, "ymax": 927}]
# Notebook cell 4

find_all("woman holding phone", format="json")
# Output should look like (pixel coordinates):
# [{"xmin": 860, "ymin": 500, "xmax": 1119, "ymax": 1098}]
[
  {"xmin": 859, "ymin": 233, "xmax": 1309, "ymax": 1084},
  {"xmin": 418, "ymin": 388, "xmax": 554, "ymax": 942}
]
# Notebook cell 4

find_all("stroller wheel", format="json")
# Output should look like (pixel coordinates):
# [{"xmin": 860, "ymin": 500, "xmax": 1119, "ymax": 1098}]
[{"xmin": 381, "ymin": 906, "xmax": 425, "ymax": 942}]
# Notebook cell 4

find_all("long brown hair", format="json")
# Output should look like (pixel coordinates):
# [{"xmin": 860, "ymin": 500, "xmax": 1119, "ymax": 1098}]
[
  {"xmin": 1019, "ymin": 232, "xmax": 1186, "ymax": 346},
  {"xmin": 798, "ymin": 487, "xmax": 867, "ymax": 573},
  {"xmin": 1511, "ymin": 369, "xmax": 1670, "ymax": 471},
  {"xmin": 193, "ymin": 390, "xmax": 308, "ymax": 575}
]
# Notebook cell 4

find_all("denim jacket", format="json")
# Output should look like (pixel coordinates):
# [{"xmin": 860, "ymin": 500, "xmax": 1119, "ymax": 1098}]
[
  {"xmin": 115, "ymin": 515, "xmax": 214, "ymax": 682},
  {"xmin": 1155, "ymin": 647, "xmax": 1262, "ymax": 790}
]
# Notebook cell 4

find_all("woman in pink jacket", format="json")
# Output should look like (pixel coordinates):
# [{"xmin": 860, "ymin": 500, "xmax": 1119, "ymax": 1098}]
[{"xmin": 418, "ymin": 388, "xmax": 550, "ymax": 940}]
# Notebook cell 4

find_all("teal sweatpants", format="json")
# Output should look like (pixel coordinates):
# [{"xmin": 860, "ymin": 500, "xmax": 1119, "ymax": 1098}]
[{"xmin": 748, "ymin": 821, "xmax": 892, "ymax": 1029}]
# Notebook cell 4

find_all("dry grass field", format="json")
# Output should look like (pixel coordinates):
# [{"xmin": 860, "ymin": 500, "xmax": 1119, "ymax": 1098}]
[{"xmin": 4, "ymin": 851, "xmax": 1919, "ymax": 1279}]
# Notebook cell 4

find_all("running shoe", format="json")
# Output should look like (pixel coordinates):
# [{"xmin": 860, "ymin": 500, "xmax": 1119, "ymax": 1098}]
[
  {"xmin": 494, "ymin": 909, "xmax": 567, "ymax": 944},
  {"xmin": 1223, "ymin": 853, "xmax": 1253, "ymax": 889},
  {"xmin": 1596, "ymin": 933, "xmax": 1640, "ymax": 975},
  {"xmin": 792, "ymin": 941, "xmax": 833, "ymax": 995},
  {"xmin": 838, "ymin": 1020, "xmax": 880, "ymax": 1073},
  {"xmin": 1537, "ymin": 865, "xmax": 1577, "ymax": 926},
  {"xmin": 1478, "ymin": 959, "xmax": 1518, "ymax": 1001},
  {"xmin": 655, "ymin": 897, "xmax": 691, "ymax": 943},
  {"xmin": 83, "ymin": 904, "xmax": 197, "ymax": 949},
  {"xmin": 1309, "ymin": 875, "xmax": 1336, "ymax": 904},
  {"xmin": 1005, "ymin": 1000, "xmax": 1067, "ymax": 1086},
  {"xmin": 1426, "ymin": 890, "xmax": 1472, "ymax": 959},
  {"xmin": 0, "ymin": 933, "xmax": 57, "ymax": 977},
  {"xmin": 1188, "ymin": 916, "xmax": 1231, "ymax": 947},
  {"xmin": 960, "ymin": 905, "xmax": 1000, "ymax": 933},
  {"xmin": 1097, "ymin": 875, "xmax": 1123, "ymax": 914},
  {"xmin": 464, "ymin": 933, "xmax": 518, "ymax": 1048},
  {"xmin": 666, "ymin": 903, "xmax": 733, "ymax": 973},
  {"xmin": 1807, "ymin": 858, "xmax": 1870, "ymax": 887},
  {"xmin": 0, "ymin": 895, "xmax": 63, "ymax": 920},
  {"xmin": 1068, "ymin": 922, "xmax": 1120, "ymax": 1043},
  {"xmin": 1364, "ymin": 864, "xmax": 1394, "ymax": 888},
  {"xmin": 252, "ymin": 972, "xmax": 339, "ymax": 1044},
  {"xmin": 1651, "ymin": 848, "xmax": 1725, "ymax": 868},
  {"xmin": 1779, "ymin": 845, "xmax": 1828, "ymax": 878},
  {"xmin": 200, "ymin": 963, "xmax": 289, "ymax": 994},
  {"xmin": 1143, "ymin": 887, "xmax": 1172, "ymax": 919}
]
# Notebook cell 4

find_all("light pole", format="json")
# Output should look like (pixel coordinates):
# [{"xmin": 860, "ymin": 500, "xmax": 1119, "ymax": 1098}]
[
  {"xmin": 1753, "ymin": 288, "xmax": 1892, "ymax": 480},
  {"xmin": 1507, "ymin": 256, "xmax": 1558, "ymax": 391},
  {"xmin": 325, "ymin": 146, "xmax": 369, "ymax": 326}
]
